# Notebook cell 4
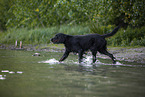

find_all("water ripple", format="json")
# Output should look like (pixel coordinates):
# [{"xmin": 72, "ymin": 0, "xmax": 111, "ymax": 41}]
[{"xmin": 39, "ymin": 56, "xmax": 145, "ymax": 67}]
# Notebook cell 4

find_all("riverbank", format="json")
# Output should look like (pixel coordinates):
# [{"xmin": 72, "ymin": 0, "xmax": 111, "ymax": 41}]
[
  {"xmin": 0, "ymin": 44, "xmax": 145, "ymax": 64},
  {"xmin": 101, "ymin": 47, "xmax": 145, "ymax": 64}
]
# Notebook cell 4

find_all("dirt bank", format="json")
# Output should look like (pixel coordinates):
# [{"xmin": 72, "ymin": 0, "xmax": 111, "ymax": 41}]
[
  {"xmin": 100, "ymin": 47, "xmax": 145, "ymax": 64},
  {"xmin": 0, "ymin": 44, "xmax": 145, "ymax": 64}
]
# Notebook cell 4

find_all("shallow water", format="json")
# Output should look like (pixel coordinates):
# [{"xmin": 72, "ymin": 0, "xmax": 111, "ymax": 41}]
[{"xmin": 0, "ymin": 49, "xmax": 145, "ymax": 97}]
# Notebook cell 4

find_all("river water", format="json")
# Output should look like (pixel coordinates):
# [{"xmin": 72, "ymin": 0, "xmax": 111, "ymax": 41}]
[{"xmin": 0, "ymin": 49, "xmax": 145, "ymax": 97}]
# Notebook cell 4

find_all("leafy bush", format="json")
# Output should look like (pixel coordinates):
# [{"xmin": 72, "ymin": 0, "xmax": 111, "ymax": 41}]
[
  {"xmin": 107, "ymin": 26, "xmax": 145, "ymax": 46},
  {"xmin": 1, "ymin": 0, "xmax": 144, "ymax": 30},
  {"xmin": 89, "ymin": 22, "xmax": 115, "ymax": 35}
]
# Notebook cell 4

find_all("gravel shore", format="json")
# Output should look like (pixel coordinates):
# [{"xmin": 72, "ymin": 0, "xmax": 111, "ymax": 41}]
[
  {"xmin": 101, "ymin": 47, "xmax": 145, "ymax": 64},
  {"xmin": 0, "ymin": 44, "xmax": 145, "ymax": 64}
]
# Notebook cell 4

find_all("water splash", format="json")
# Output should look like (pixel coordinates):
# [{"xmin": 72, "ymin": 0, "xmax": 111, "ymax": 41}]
[
  {"xmin": 83, "ymin": 56, "xmax": 124, "ymax": 66},
  {"xmin": 39, "ymin": 56, "xmax": 144, "ymax": 67},
  {"xmin": 116, "ymin": 62, "xmax": 122, "ymax": 65},
  {"xmin": 39, "ymin": 56, "xmax": 116, "ymax": 66},
  {"xmin": 39, "ymin": 58, "xmax": 60, "ymax": 65},
  {"xmin": 79, "ymin": 56, "xmax": 102, "ymax": 67}
]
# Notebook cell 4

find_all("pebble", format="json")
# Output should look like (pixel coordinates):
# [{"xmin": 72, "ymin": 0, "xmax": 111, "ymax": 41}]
[{"xmin": 32, "ymin": 53, "xmax": 40, "ymax": 56}]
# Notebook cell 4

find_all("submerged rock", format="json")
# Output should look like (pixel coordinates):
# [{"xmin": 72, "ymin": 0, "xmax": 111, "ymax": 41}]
[{"xmin": 32, "ymin": 53, "xmax": 40, "ymax": 56}]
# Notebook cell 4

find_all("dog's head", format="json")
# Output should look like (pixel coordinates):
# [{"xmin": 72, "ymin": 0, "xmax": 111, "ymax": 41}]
[{"xmin": 51, "ymin": 33, "xmax": 67, "ymax": 44}]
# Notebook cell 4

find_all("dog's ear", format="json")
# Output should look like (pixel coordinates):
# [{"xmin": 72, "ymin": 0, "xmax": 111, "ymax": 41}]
[
  {"xmin": 59, "ymin": 34, "xmax": 67, "ymax": 43},
  {"xmin": 55, "ymin": 33, "xmax": 67, "ymax": 43}
]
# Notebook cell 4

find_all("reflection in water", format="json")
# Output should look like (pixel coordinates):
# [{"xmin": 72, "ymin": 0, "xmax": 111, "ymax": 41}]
[
  {"xmin": 0, "ymin": 75, "xmax": 6, "ymax": 80},
  {"xmin": 1, "ymin": 50, "xmax": 145, "ymax": 97},
  {"xmin": 1, "ymin": 70, "xmax": 9, "ymax": 73},
  {"xmin": 0, "ymin": 70, "xmax": 23, "ymax": 80},
  {"xmin": 1, "ymin": 70, "xmax": 23, "ymax": 74}
]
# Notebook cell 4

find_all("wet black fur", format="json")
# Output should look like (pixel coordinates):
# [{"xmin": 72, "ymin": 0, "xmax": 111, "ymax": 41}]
[{"xmin": 51, "ymin": 26, "xmax": 120, "ymax": 64}]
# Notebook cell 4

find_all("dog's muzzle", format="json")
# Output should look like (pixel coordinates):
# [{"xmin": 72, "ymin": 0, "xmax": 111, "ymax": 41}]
[
  {"xmin": 50, "ymin": 38, "xmax": 59, "ymax": 44},
  {"xmin": 50, "ymin": 38, "xmax": 53, "ymax": 42}
]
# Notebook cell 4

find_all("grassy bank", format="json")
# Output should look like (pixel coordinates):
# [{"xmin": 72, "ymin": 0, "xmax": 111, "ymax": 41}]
[
  {"xmin": 0, "ymin": 25, "xmax": 89, "ymax": 45},
  {"xmin": 0, "ymin": 24, "xmax": 145, "ymax": 47}
]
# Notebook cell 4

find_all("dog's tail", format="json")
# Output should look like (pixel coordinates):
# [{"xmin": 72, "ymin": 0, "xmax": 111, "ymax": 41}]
[{"xmin": 102, "ymin": 26, "xmax": 120, "ymax": 38}]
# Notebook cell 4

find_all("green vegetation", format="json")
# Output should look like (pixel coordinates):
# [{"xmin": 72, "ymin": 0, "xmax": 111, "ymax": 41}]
[
  {"xmin": 90, "ymin": 24, "xmax": 145, "ymax": 47},
  {"xmin": 0, "ymin": 25, "xmax": 89, "ymax": 45},
  {"xmin": 0, "ymin": 0, "xmax": 145, "ymax": 47},
  {"xmin": 0, "ymin": 24, "xmax": 144, "ymax": 47},
  {"xmin": 1, "ymin": 0, "xmax": 145, "ymax": 29},
  {"xmin": 107, "ymin": 26, "xmax": 145, "ymax": 47}
]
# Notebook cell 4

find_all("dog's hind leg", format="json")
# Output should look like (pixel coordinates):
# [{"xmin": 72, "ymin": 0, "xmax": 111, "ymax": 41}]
[{"xmin": 99, "ymin": 49, "xmax": 116, "ymax": 64}]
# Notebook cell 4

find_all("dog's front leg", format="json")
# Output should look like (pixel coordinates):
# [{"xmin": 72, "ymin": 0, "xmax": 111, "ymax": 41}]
[
  {"xmin": 59, "ymin": 50, "xmax": 70, "ymax": 62},
  {"xmin": 78, "ymin": 49, "xmax": 84, "ymax": 63}
]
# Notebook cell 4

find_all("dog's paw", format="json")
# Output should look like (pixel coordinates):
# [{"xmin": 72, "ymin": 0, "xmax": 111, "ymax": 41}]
[{"xmin": 113, "ymin": 61, "xmax": 116, "ymax": 64}]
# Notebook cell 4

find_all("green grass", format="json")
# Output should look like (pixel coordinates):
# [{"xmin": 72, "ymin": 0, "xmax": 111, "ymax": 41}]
[
  {"xmin": 0, "ymin": 24, "xmax": 145, "ymax": 47},
  {"xmin": 0, "ymin": 25, "xmax": 90, "ymax": 45}
]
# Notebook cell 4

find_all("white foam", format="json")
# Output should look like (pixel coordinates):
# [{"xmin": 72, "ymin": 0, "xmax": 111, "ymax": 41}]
[
  {"xmin": 0, "ymin": 75, "xmax": 6, "ymax": 80},
  {"xmin": 38, "ymin": 56, "xmax": 124, "ymax": 67},
  {"xmin": 80, "ymin": 56, "xmax": 92, "ymax": 66},
  {"xmin": 9, "ymin": 71, "xmax": 15, "ymax": 74},
  {"xmin": 39, "ymin": 58, "xmax": 59, "ymax": 64},
  {"xmin": 17, "ymin": 71, "xmax": 23, "ymax": 74},
  {"xmin": 83, "ymin": 56, "xmax": 92, "ymax": 64},
  {"xmin": 116, "ymin": 61, "xmax": 123, "ymax": 65},
  {"xmin": 38, "ymin": 56, "xmax": 103, "ymax": 66},
  {"xmin": 81, "ymin": 56, "xmax": 103, "ymax": 65}
]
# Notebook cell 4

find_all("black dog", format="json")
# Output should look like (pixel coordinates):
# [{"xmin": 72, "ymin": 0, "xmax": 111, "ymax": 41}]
[{"xmin": 51, "ymin": 26, "xmax": 120, "ymax": 64}]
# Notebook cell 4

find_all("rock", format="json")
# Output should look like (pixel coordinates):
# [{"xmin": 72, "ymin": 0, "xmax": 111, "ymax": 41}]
[{"xmin": 32, "ymin": 53, "xmax": 40, "ymax": 56}]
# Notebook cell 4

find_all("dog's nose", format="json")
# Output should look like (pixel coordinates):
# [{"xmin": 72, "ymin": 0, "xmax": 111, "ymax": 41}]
[{"xmin": 50, "ymin": 38, "xmax": 53, "ymax": 42}]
